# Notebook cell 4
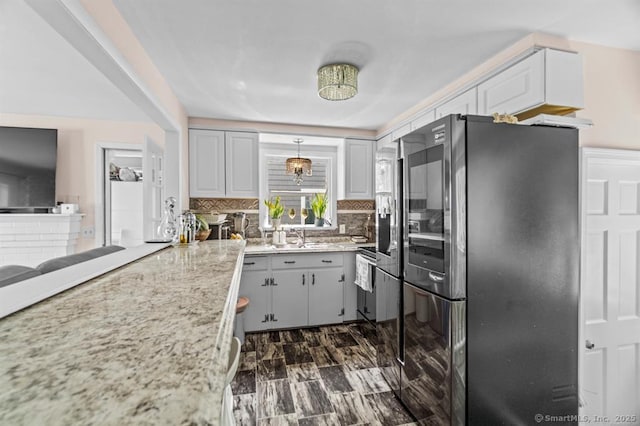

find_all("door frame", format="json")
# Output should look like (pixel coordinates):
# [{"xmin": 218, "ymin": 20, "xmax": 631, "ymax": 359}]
[
  {"xmin": 94, "ymin": 142, "xmax": 144, "ymax": 247},
  {"xmin": 579, "ymin": 147, "xmax": 640, "ymax": 416}
]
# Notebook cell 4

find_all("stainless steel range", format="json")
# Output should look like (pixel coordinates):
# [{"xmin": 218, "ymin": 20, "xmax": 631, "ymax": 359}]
[{"xmin": 356, "ymin": 246, "xmax": 376, "ymax": 323}]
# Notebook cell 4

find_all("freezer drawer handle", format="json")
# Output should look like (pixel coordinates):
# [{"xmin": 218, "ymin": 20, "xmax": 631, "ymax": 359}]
[
  {"xmin": 585, "ymin": 340, "xmax": 595, "ymax": 350},
  {"xmin": 428, "ymin": 272, "xmax": 444, "ymax": 282}
]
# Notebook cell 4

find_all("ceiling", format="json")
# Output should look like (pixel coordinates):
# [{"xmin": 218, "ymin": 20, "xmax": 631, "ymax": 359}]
[
  {"xmin": 2, "ymin": 0, "xmax": 639, "ymax": 131},
  {"xmin": 0, "ymin": 1, "xmax": 150, "ymax": 122}
]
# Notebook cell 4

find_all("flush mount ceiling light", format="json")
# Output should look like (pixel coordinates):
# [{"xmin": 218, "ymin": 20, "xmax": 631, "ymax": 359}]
[
  {"xmin": 285, "ymin": 138, "xmax": 312, "ymax": 185},
  {"xmin": 317, "ymin": 63, "xmax": 358, "ymax": 101}
]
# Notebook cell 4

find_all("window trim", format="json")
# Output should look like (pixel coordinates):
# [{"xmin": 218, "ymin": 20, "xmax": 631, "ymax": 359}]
[{"xmin": 259, "ymin": 141, "xmax": 339, "ymax": 231}]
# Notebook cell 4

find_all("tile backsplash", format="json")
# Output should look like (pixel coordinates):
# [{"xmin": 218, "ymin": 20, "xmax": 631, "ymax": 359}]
[{"xmin": 189, "ymin": 198, "xmax": 375, "ymax": 240}]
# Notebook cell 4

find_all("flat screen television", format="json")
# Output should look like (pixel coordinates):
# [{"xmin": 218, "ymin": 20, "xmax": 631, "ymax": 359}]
[{"xmin": 0, "ymin": 126, "xmax": 57, "ymax": 212}]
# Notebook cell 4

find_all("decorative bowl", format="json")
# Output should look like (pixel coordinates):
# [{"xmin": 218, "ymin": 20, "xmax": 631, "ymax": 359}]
[{"xmin": 203, "ymin": 213, "xmax": 227, "ymax": 224}]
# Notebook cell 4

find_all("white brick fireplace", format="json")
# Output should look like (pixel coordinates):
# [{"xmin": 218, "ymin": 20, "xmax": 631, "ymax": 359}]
[{"xmin": 0, "ymin": 214, "xmax": 83, "ymax": 267}]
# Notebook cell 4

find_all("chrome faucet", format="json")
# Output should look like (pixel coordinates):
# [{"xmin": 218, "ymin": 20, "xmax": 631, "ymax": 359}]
[{"xmin": 294, "ymin": 228, "xmax": 306, "ymax": 247}]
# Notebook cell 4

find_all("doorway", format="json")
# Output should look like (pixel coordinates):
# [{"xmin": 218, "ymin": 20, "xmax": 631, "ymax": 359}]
[
  {"xmin": 105, "ymin": 149, "xmax": 144, "ymax": 247},
  {"xmin": 97, "ymin": 146, "xmax": 144, "ymax": 247}
]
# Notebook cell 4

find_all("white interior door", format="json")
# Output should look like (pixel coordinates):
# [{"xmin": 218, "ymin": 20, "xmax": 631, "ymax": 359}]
[
  {"xmin": 581, "ymin": 148, "xmax": 640, "ymax": 425},
  {"xmin": 143, "ymin": 136, "xmax": 164, "ymax": 241}
]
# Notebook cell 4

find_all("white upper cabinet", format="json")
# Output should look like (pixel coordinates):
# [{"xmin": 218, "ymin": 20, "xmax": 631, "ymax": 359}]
[
  {"xmin": 225, "ymin": 131, "xmax": 259, "ymax": 198},
  {"xmin": 376, "ymin": 134, "xmax": 392, "ymax": 152},
  {"xmin": 477, "ymin": 48, "xmax": 584, "ymax": 117},
  {"xmin": 189, "ymin": 129, "xmax": 225, "ymax": 197},
  {"xmin": 189, "ymin": 129, "xmax": 258, "ymax": 198},
  {"xmin": 411, "ymin": 109, "xmax": 436, "ymax": 131},
  {"xmin": 436, "ymin": 87, "xmax": 478, "ymax": 118},
  {"xmin": 344, "ymin": 139, "xmax": 374, "ymax": 199},
  {"xmin": 391, "ymin": 123, "xmax": 412, "ymax": 141}
]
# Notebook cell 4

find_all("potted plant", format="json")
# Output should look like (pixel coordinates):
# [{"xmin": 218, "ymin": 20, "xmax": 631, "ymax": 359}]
[
  {"xmin": 311, "ymin": 192, "xmax": 328, "ymax": 226},
  {"xmin": 264, "ymin": 196, "xmax": 284, "ymax": 228},
  {"xmin": 194, "ymin": 214, "xmax": 211, "ymax": 241}
]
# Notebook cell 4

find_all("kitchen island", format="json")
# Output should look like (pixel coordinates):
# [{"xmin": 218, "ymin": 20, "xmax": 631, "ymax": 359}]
[{"xmin": 0, "ymin": 240, "xmax": 246, "ymax": 425}]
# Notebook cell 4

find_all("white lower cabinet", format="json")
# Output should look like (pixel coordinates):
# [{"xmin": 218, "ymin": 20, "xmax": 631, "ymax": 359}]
[
  {"xmin": 308, "ymin": 268, "xmax": 345, "ymax": 325},
  {"xmin": 271, "ymin": 269, "xmax": 308, "ymax": 329},
  {"xmin": 238, "ymin": 257, "xmax": 271, "ymax": 332},
  {"xmin": 239, "ymin": 252, "xmax": 353, "ymax": 331}
]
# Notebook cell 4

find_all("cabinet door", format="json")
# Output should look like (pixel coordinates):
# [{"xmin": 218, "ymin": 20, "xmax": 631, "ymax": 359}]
[
  {"xmin": 189, "ymin": 129, "xmax": 226, "ymax": 197},
  {"xmin": 309, "ymin": 267, "xmax": 345, "ymax": 326},
  {"xmin": 239, "ymin": 269, "xmax": 271, "ymax": 332},
  {"xmin": 225, "ymin": 132, "xmax": 259, "ymax": 197},
  {"xmin": 345, "ymin": 139, "xmax": 374, "ymax": 199},
  {"xmin": 271, "ymin": 270, "xmax": 309, "ymax": 329},
  {"xmin": 435, "ymin": 88, "xmax": 478, "ymax": 118},
  {"xmin": 477, "ymin": 50, "xmax": 544, "ymax": 116}
]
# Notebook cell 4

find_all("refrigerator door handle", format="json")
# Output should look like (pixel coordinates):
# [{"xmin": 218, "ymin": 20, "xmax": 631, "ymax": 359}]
[{"xmin": 428, "ymin": 271, "xmax": 444, "ymax": 282}]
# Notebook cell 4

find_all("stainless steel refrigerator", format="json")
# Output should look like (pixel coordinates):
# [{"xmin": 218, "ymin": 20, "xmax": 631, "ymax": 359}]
[
  {"xmin": 374, "ymin": 138, "xmax": 403, "ymax": 398},
  {"xmin": 400, "ymin": 114, "xmax": 580, "ymax": 424}
]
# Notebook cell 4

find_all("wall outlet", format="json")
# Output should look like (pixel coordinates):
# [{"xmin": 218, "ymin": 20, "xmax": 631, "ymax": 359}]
[
  {"xmin": 339, "ymin": 224, "xmax": 346, "ymax": 234},
  {"xmin": 82, "ymin": 227, "xmax": 95, "ymax": 239}
]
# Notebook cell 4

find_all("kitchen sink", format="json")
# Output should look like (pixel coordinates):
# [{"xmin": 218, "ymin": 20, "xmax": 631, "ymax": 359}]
[
  {"xmin": 300, "ymin": 242, "xmax": 331, "ymax": 249},
  {"xmin": 270, "ymin": 242, "xmax": 332, "ymax": 250}
]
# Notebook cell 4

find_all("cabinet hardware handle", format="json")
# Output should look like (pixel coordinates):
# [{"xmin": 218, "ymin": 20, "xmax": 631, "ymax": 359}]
[
  {"xmin": 339, "ymin": 274, "xmax": 345, "ymax": 282},
  {"xmin": 338, "ymin": 308, "xmax": 344, "ymax": 316},
  {"xmin": 261, "ymin": 314, "xmax": 269, "ymax": 323},
  {"xmin": 586, "ymin": 340, "xmax": 595, "ymax": 349},
  {"xmin": 244, "ymin": 261, "xmax": 255, "ymax": 265},
  {"xmin": 270, "ymin": 277, "xmax": 277, "ymax": 286},
  {"xmin": 302, "ymin": 274, "xmax": 305, "ymax": 285},
  {"xmin": 312, "ymin": 274, "xmax": 315, "ymax": 285},
  {"xmin": 284, "ymin": 260, "xmax": 296, "ymax": 264},
  {"xmin": 321, "ymin": 259, "xmax": 332, "ymax": 263},
  {"xmin": 270, "ymin": 313, "xmax": 278, "ymax": 322},
  {"xmin": 261, "ymin": 278, "xmax": 269, "ymax": 287}
]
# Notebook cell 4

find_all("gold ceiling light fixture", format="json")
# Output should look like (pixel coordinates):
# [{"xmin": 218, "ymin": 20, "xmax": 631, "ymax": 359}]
[
  {"xmin": 285, "ymin": 138, "xmax": 312, "ymax": 185},
  {"xmin": 317, "ymin": 63, "xmax": 358, "ymax": 101}
]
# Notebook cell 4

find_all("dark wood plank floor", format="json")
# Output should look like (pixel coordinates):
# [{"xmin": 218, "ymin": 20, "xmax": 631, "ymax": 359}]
[{"xmin": 232, "ymin": 323, "xmax": 416, "ymax": 425}]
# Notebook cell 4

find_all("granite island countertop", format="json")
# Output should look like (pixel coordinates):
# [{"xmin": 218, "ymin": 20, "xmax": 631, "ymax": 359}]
[{"xmin": 0, "ymin": 240, "xmax": 246, "ymax": 425}]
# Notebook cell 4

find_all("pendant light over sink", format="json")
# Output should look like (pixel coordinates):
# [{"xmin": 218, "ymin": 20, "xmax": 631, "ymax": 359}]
[
  {"xmin": 285, "ymin": 138, "xmax": 312, "ymax": 185},
  {"xmin": 317, "ymin": 63, "xmax": 358, "ymax": 101}
]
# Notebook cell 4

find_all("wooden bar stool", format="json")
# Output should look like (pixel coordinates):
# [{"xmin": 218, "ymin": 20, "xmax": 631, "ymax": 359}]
[{"xmin": 234, "ymin": 296, "xmax": 249, "ymax": 344}]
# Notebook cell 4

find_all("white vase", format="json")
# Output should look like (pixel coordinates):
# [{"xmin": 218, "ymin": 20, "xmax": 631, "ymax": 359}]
[{"xmin": 272, "ymin": 218, "xmax": 281, "ymax": 230}]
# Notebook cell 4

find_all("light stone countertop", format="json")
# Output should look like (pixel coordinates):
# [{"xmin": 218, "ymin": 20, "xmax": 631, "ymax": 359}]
[{"xmin": 0, "ymin": 240, "xmax": 246, "ymax": 425}]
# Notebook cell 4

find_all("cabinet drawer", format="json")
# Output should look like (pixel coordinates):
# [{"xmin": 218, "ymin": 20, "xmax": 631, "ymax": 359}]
[
  {"xmin": 242, "ymin": 256, "xmax": 269, "ymax": 271},
  {"xmin": 271, "ymin": 253, "xmax": 344, "ymax": 269},
  {"xmin": 309, "ymin": 253, "xmax": 344, "ymax": 268},
  {"xmin": 271, "ymin": 254, "xmax": 310, "ymax": 269}
]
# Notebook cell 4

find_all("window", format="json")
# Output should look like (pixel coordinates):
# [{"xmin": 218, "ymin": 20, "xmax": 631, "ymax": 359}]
[{"xmin": 259, "ymin": 135, "xmax": 340, "ymax": 230}]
